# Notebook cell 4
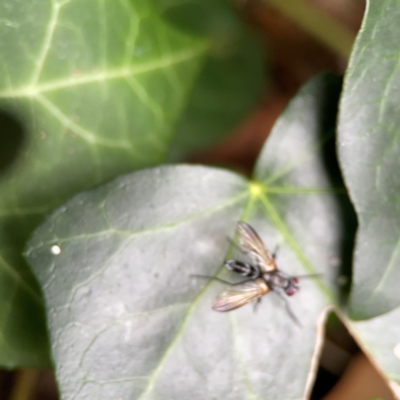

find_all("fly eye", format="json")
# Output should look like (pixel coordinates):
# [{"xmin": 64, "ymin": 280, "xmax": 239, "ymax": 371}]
[
  {"xmin": 286, "ymin": 287, "xmax": 296, "ymax": 296},
  {"xmin": 291, "ymin": 278, "xmax": 299, "ymax": 284}
]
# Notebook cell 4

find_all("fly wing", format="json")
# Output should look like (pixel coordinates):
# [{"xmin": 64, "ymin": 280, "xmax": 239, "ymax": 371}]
[
  {"xmin": 213, "ymin": 278, "xmax": 269, "ymax": 312},
  {"xmin": 236, "ymin": 221, "xmax": 276, "ymax": 272}
]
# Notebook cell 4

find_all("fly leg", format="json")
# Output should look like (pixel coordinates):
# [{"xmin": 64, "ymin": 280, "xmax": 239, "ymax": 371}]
[
  {"xmin": 272, "ymin": 244, "xmax": 280, "ymax": 260},
  {"xmin": 253, "ymin": 297, "xmax": 262, "ymax": 313},
  {"xmin": 190, "ymin": 274, "xmax": 235, "ymax": 286},
  {"xmin": 276, "ymin": 291, "xmax": 302, "ymax": 328},
  {"xmin": 190, "ymin": 275, "xmax": 252, "ymax": 286}
]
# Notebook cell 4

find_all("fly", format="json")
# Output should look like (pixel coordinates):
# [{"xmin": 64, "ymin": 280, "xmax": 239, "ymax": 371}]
[{"xmin": 196, "ymin": 222, "xmax": 317, "ymax": 327}]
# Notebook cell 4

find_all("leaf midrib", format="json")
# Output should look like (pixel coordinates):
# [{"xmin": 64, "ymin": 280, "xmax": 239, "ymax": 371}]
[{"xmin": 0, "ymin": 47, "xmax": 207, "ymax": 99}]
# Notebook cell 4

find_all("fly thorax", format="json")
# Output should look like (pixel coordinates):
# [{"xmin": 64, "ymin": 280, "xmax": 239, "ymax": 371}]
[{"xmin": 263, "ymin": 271, "xmax": 290, "ymax": 290}]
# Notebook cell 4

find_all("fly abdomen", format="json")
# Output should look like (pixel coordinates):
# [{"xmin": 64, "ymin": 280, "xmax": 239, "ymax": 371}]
[{"xmin": 224, "ymin": 260, "xmax": 260, "ymax": 279}]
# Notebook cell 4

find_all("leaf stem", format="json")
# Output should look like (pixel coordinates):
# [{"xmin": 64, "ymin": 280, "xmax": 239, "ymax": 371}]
[
  {"xmin": 9, "ymin": 369, "xmax": 39, "ymax": 400},
  {"xmin": 262, "ymin": 0, "xmax": 356, "ymax": 59}
]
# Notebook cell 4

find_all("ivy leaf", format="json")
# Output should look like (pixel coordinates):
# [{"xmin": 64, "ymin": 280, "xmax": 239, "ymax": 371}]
[
  {"xmin": 338, "ymin": 0, "xmax": 400, "ymax": 388},
  {"xmin": 338, "ymin": 0, "xmax": 400, "ymax": 319},
  {"xmin": 153, "ymin": 0, "xmax": 265, "ymax": 159},
  {"xmin": 0, "ymin": 0, "xmax": 206, "ymax": 367},
  {"xmin": 26, "ymin": 74, "xmax": 345, "ymax": 398}
]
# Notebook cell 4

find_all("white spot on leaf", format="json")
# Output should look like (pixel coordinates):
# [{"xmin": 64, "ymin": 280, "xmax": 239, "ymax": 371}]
[{"xmin": 51, "ymin": 245, "xmax": 61, "ymax": 255}]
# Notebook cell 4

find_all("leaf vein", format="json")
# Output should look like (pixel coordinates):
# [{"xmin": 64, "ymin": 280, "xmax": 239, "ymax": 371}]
[
  {"xmin": 30, "ymin": 1, "xmax": 61, "ymax": 85},
  {"xmin": 258, "ymin": 193, "xmax": 333, "ymax": 301},
  {"xmin": 0, "ymin": 253, "xmax": 42, "ymax": 304},
  {"xmin": 0, "ymin": 47, "xmax": 205, "ymax": 98}
]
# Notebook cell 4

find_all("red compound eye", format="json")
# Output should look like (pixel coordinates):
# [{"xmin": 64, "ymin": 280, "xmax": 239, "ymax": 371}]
[
  {"xmin": 291, "ymin": 278, "xmax": 299, "ymax": 284},
  {"xmin": 286, "ymin": 287, "xmax": 296, "ymax": 296}
]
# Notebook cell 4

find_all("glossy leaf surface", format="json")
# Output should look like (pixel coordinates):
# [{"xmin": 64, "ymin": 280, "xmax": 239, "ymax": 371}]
[
  {"xmin": 338, "ymin": 0, "xmax": 400, "ymax": 319},
  {"xmin": 338, "ymin": 0, "xmax": 400, "ymax": 388}
]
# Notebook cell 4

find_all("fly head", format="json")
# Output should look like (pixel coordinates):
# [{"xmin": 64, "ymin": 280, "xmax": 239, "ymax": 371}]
[{"xmin": 285, "ymin": 277, "xmax": 299, "ymax": 296}]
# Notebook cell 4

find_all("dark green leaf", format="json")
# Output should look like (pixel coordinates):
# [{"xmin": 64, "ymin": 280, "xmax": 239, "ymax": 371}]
[
  {"xmin": 338, "ymin": 0, "xmax": 400, "ymax": 319},
  {"xmin": 0, "ymin": 0, "xmax": 206, "ymax": 367},
  {"xmin": 338, "ymin": 1, "xmax": 400, "ymax": 389},
  {"xmin": 154, "ymin": 0, "xmax": 266, "ymax": 160},
  {"xmin": 26, "ymin": 74, "xmax": 345, "ymax": 398}
]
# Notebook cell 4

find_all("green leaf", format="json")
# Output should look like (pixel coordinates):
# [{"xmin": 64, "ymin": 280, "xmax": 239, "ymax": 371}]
[
  {"xmin": 0, "ymin": 0, "xmax": 206, "ymax": 367},
  {"xmin": 26, "ymin": 74, "xmax": 345, "ymax": 398},
  {"xmin": 154, "ymin": 0, "xmax": 265, "ymax": 160},
  {"xmin": 338, "ymin": 0, "xmax": 400, "ymax": 319},
  {"xmin": 351, "ymin": 307, "xmax": 400, "ymax": 393},
  {"xmin": 337, "ymin": 1, "xmax": 400, "ymax": 389}
]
